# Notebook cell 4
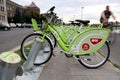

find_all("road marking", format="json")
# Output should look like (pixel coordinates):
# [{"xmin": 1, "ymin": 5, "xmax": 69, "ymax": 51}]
[{"xmin": 8, "ymin": 45, "xmax": 20, "ymax": 52}]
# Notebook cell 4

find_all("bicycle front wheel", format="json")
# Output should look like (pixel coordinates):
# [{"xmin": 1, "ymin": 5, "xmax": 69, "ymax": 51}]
[
  {"xmin": 47, "ymin": 34, "xmax": 57, "ymax": 48},
  {"xmin": 20, "ymin": 33, "xmax": 53, "ymax": 66},
  {"xmin": 78, "ymin": 42, "xmax": 110, "ymax": 69}
]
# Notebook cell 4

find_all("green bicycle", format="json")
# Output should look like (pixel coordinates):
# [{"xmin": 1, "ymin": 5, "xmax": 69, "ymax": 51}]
[{"xmin": 21, "ymin": 7, "xmax": 110, "ymax": 69}]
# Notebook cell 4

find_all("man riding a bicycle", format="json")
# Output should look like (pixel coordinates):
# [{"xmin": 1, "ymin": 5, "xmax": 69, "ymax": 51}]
[
  {"xmin": 100, "ymin": 5, "xmax": 117, "ymax": 45},
  {"xmin": 100, "ymin": 5, "xmax": 116, "ymax": 28}
]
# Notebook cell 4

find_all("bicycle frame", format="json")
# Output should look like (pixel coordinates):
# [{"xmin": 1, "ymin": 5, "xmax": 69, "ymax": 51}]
[
  {"xmin": 22, "ymin": 6, "xmax": 111, "ymax": 68},
  {"xmin": 32, "ymin": 18, "xmax": 110, "ymax": 56},
  {"xmin": 47, "ymin": 25, "xmax": 110, "ymax": 56}
]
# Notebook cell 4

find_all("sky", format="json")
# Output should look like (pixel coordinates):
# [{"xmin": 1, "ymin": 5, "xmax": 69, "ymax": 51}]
[{"xmin": 11, "ymin": 0, "xmax": 120, "ymax": 23}]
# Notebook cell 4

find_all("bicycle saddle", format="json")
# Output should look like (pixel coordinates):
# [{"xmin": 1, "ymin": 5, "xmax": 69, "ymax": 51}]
[
  {"xmin": 75, "ymin": 19, "xmax": 90, "ymax": 26},
  {"xmin": 69, "ymin": 21, "xmax": 76, "ymax": 25},
  {"xmin": 69, "ymin": 20, "xmax": 74, "ymax": 23}
]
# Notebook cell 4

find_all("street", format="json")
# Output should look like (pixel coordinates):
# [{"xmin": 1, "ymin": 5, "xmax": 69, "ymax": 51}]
[{"xmin": 0, "ymin": 28, "xmax": 33, "ymax": 53}]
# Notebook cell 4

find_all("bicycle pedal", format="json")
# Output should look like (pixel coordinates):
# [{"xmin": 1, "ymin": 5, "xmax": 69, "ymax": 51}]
[
  {"xmin": 64, "ymin": 53, "xmax": 73, "ymax": 58},
  {"xmin": 43, "ymin": 47, "xmax": 50, "ymax": 53},
  {"xmin": 43, "ymin": 51, "xmax": 50, "ymax": 53},
  {"xmin": 107, "ymin": 40, "xmax": 111, "ymax": 45},
  {"xmin": 87, "ymin": 59, "xmax": 91, "ymax": 61},
  {"xmin": 60, "ymin": 51, "xmax": 64, "ymax": 54}
]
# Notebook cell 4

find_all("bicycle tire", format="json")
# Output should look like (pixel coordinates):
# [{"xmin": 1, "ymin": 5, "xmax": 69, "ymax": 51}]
[
  {"xmin": 78, "ymin": 41, "xmax": 110, "ymax": 69},
  {"xmin": 20, "ymin": 33, "xmax": 53, "ymax": 66},
  {"xmin": 47, "ymin": 34, "xmax": 57, "ymax": 48}
]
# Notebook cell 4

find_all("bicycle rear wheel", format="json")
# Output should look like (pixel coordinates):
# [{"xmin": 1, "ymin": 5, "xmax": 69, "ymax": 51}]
[
  {"xmin": 20, "ymin": 33, "xmax": 53, "ymax": 66},
  {"xmin": 78, "ymin": 42, "xmax": 110, "ymax": 69}
]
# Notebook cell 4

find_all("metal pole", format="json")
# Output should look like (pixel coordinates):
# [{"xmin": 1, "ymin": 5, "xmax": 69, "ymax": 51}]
[
  {"xmin": 81, "ymin": 6, "xmax": 84, "ymax": 20},
  {"xmin": 23, "ymin": 40, "xmax": 43, "ymax": 71}
]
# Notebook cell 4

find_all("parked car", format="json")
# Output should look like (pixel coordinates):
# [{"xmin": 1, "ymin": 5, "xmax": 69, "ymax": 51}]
[
  {"xmin": 21, "ymin": 23, "xmax": 32, "ymax": 28},
  {"xmin": 16, "ymin": 23, "xmax": 22, "ymax": 28},
  {"xmin": 0, "ymin": 23, "xmax": 11, "ymax": 31},
  {"xmin": 9, "ymin": 23, "xmax": 16, "ymax": 28}
]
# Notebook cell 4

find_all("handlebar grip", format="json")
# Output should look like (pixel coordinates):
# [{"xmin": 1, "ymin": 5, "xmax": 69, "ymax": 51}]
[{"xmin": 48, "ymin": 6, "xmax": 55, "ymax": 13}]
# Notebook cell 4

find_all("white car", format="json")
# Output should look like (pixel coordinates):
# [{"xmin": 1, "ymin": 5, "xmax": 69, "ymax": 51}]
[
  {"xmin": 9, "ymin": 23, "xmax": 16, "ymax": 28},
  {"xmin": 21, "ymin": 23, "xmax": 32, "ymax": 28}
]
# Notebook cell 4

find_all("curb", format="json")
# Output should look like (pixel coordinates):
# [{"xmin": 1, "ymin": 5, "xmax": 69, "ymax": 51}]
[
  {"xmin": 9, "ymin": 45, "xmax": 20, "ymax": 52},
  {"xmin": 108, "ymin": 59, "xmax": 120, "ymax": 70}
]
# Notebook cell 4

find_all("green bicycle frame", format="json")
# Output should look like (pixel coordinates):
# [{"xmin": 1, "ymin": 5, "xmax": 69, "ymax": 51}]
[
  {"xmin": 32, "ymin": 18, "xmax": 110, "ymax": 56},
  {"xmin": 48, "ymin": 25, "xmax": 110, "ymax": 56}
]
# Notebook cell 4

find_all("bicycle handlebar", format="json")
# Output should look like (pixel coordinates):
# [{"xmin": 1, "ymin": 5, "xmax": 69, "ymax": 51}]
[
  {"xmin": 46, "ymin": 6, "xmax": 57, "ymax": 24},
  {"xmin": 47, "ymin": 6, "xmax": 55, "ymax": 13}
]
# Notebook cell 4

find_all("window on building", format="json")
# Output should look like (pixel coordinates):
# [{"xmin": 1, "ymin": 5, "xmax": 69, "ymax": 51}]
[
  {"xmin": 0, "ymin": 6, "xmax": 5, "ymax": 12},
  {"xmin": 0, "ymin": 15, "xmax": 1, "ymax": 20},
  {"xmin": 3, "ymin": 7, "xmax": 4, "ymax": 12},
  {"xmin": 7, "ymin": 6, "xmax": 10, "ymax": 11},
  {"xmin": 0, "ymin": 15, "xmax": 6, "ymax": 21},
  {"xmin": 0, "ymin": 0, "xmax": 4, "ymax": 3}
]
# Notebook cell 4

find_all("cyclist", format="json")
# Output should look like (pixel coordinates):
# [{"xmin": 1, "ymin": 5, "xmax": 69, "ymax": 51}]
[
  {"xmin": 100, "ymin": 5, "xmax": 117, "ymax": 45},
  {"xmin": 100, "ymin": 5, "xmax": 116, "ymax": 28}
]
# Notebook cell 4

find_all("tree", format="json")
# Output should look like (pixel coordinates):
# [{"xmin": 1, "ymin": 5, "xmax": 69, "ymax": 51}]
[
  {"xmin": 39, "ymin": 14, "xmax": 47, "ymax": 24},
  {"xmin": 29, "ymin": 11, "xmax": 41, "ymax": 23},
  {"xmin": 14, "ymin": 8, "xmax": 22, "ymax": 23},
  {"xmin": 7, "ymin": 17, "xmax": 13, "ymax": 23},
  {"xmin": 13, "ymin": 8, "xmax": 22, "ymax": 24},
  {"xmin": 24, "ymin": 13, "xmax": 31, "ymax": 23},
  {"xmin": 21, "ymin": 10, "xmax": 41, "ymax": 24}
]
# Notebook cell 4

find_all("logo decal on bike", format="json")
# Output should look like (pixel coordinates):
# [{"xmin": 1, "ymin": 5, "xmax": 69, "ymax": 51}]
[
  {"xmin": 82, "ymin": 43, "xmax": 90, "ymax": 51},
  {"xmin": 90, "ymin": 38, "xmax": 102, "ymax": 45}
]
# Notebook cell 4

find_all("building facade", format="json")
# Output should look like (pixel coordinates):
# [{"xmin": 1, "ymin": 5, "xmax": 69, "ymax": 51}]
[
  {"xmin": 0, "ymin": 0, "xmax": 7, "ymax": 23},
  {"xmin": 6, "ymin": 0, "xmax": 40, "ymax": 23},
  {"xmin": 25, "ymin": 2, "xmax": 40, "ymax": 14},
  {"xmin": 6, "ymin": 0, "xmax": 25, "ymax": 22}
]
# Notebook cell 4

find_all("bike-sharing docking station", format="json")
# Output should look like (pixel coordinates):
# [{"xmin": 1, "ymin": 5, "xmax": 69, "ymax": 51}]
[
  {"xmin": 16, "ymin": 40, "xmax": 45, "ymax": 80},
  {"xmin": 0, "ymin": 52, "xmax": 21, "ymax": 80},
  {"xmin": 2, "ymin": 35, "xmax": 46, "ymax": 80},
  {"xmin": 23, "ymin": 40, "xmax": 43, "ymax": 70},
  {"xmin": 0, "ymin": 46, "xmax": 45, "ymax": 80}
]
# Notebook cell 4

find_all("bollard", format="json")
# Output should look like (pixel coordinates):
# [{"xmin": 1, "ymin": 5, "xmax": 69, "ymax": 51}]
[
  {"xmin": 0, "ymin": 52, "xmax": 21, "ymax": 80},
  {"xmin": 23, "ymin": 40, "xmax": 43, "ymax": 71}
]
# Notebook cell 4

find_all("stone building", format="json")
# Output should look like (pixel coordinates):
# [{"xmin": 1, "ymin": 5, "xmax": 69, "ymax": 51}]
[
  {"xmin": 6, "ymin": 0, "xmax": 25, "ymax": 22},
  {"xmin": 6, "ymin": 0, "xmax": 40, "ymax": 23},
  {"xmin": 0, "ymin": 0, "xmax": 7, "ymax": 23},
  {"xmin": 25, "ymin": 2, "xmax": 40, "ymax": 14}
]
